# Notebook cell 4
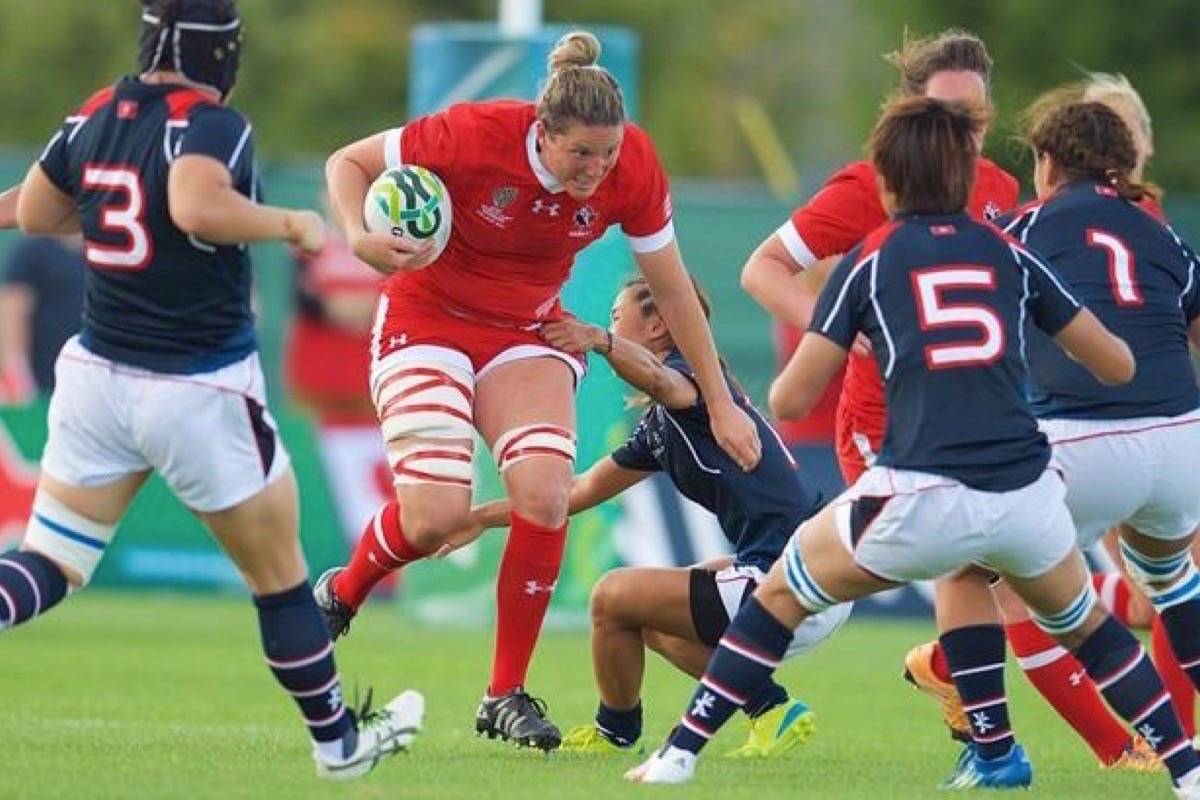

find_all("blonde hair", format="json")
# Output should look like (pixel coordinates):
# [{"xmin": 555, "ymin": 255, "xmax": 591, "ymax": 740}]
[
  {"xmin": 1082, "ymin": 72, "xmax": 1154, "ymax": 168},
  {"xmin": 536, "ymin": 31, "xmax": 625, "ymax": 134}
]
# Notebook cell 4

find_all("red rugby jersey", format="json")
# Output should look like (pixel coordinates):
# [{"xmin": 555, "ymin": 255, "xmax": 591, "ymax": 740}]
[
  {"xmin": 385, "ymin": 100, "xmax": 674, "ymax": 324},
  {"xmin": 776, "ymin": 158, "xmax": 1020, "ymax": 422}
]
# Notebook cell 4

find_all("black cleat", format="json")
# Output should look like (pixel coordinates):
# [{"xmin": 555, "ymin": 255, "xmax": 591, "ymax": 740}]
[
  {"xmin": 313, "ymin": 567, "xmax": 356, "ymax": 640},
  {"xmin": 475, "ymin": 688, "xmax": 562, "ymax": 752}
]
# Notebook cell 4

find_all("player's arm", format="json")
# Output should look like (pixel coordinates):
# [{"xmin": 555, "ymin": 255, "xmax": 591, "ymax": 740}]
[
  {"xmin": 15, "ymin": 167, "xmax": 79, "ymax": 235},
  {"xmin": 435, "ymin": 457, "xmax": 651, "ymax": 556},
  {"xmin": 768, "ymin": 332, "xmax": 848, "ymax": 420},
  {"xmin": 0, "ymin": 184, "xmax": 20, "ymax": 229},
  {"xmin": 635, "ymin": 242, "xmax": 761, "ymax": 470},
  {"xmin": 325, "ymin": 131, "xmax": 434, "ymax": 275},
  {"xmin": 740, "ymin": 232, "xmax": 835, "ymax": 328},
  {"xmin": 539, "ymin": 319, "xmax": 698, "ymax": 409},
  {"xmin": 1053, "ymin": 309, "xmax": 1135, "ymax": 385},
  {"xmin": 168, "ymin": 155, "xmax": 322, "ymax": 251},
  {"xmin": 0, "ymin": 281, "xmax": 35, "ymax": 403},
  {"xmin": 1189, "ymin": 318, "xmax": 1200, "ymax": 352}
]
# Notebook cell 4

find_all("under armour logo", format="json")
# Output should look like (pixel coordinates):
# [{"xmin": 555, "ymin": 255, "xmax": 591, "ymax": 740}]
[
  {"xmin": 1138, "ymin": 722, "xmax": 1163, "ymax": 749},
  {"xmin": 1068, "ymin": 669, "xmax": 1087, "ymax": 687},
  {"xmin": 971, "ymin": 711, "xmax": 995, "ymax": 734},
  {"xmin": 531, "ymin": 199, "xmax": 560, "ymax": 217},
  {"xmin": 387, "ymin": 334, "xmax": 407, "ymax": 350},
  {"xmin": 524, "ymin": 580, "xmax": 557, "ymax": 596},
  {"xmin": 691, "ymin": 691, "xmax": 716, "ymax": 719},
  {"xmin": 327, "ymin": 685, "xmax": 343, "ymax": 713}
]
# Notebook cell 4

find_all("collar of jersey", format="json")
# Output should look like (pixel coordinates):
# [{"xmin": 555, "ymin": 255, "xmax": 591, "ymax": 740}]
[{"xmin": 526, "ymin": 122, "xmax": 565, "ymax": 194}]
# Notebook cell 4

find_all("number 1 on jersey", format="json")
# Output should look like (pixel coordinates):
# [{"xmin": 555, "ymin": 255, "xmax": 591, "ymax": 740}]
[
  {"xmin": 1087, "ymin": 228, "xmax": 1142, "ymax": 307},
  {"xmin": 82, "ymin": 163, "xmax": 153, "ymax": 271}
]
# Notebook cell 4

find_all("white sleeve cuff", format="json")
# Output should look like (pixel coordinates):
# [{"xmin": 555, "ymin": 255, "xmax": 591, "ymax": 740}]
[
  {"xmin": 775, "ymin": 221, "xmax": 817, "ymax": 270},
  {"xmin": 627, "ymin": 220, "xmax": 676, "ymax": 254},
  {"xmin": 383, "ymin": 127, "xmax": 403, "ymax": 169}
]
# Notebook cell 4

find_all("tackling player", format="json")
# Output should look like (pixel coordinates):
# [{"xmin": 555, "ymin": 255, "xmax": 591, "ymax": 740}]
[
  {"xmin": 316, "ymin": 30, "xmax": 762, "ymax": 751},
  {"xmin": 0, "ymin": 0, "xmax": 422, "ymax": 779}
]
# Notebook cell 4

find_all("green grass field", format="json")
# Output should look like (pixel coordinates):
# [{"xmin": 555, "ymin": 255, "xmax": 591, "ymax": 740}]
[{"xmin": 0, "ymin": 592, "xmax": 1172, "ymax": 799}]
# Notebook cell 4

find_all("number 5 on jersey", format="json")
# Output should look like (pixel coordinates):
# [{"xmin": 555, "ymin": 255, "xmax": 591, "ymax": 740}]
[
  {"xmin": 82, "ymin": 163, "xmax": 153, "ymax": 270},
  {"xmin": 912, "ymin": 266, "xmax": 1004, "ymax": 370}
]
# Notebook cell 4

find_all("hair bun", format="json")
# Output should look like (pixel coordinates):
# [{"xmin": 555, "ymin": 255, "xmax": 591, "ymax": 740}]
[{"xmin": 547, "ymin": 30, "xmax": 601, "ymax": 73}]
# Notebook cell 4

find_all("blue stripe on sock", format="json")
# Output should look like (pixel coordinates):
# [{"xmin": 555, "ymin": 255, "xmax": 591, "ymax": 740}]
[
  {"xmin": 1120, "ymin": 541, "xmax": 1185, "ymax": 576},
  {"xmin": 1153, "ymin": 573, "xmax": 1200, "ymax": 609},
  {"xmin": 35, "ymin": 513, "xmax": 106, "ymax": 551}
]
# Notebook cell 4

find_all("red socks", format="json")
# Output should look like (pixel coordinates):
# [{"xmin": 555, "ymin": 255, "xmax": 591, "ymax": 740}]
[
  {"xmin": 1005, "ymin": 619, "xmax": 1130, "ymax": 764},
  {"xmin": 333, "ymin": 501, "xmax": 428, "ymax": 609},
  {"xmin": 488, "ymin": 512, "xmax": 567, "ymax": 696},
  {"xmin": 1093, "ymin": 572, "xmax": 1134, "ymax": 624},
  {"xmin": 1153, "ymin": 615, "xmax": 1197, "ymax": 739}
]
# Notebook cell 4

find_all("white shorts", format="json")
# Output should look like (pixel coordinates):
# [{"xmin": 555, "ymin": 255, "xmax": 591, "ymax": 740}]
[
  {"xmin": 42, "ymin": 337, "xmax": 291, "ymax": 513},
  {"xmin": 704, "ymin": 564, "xmax": 853, "ymax": 660},
  {"xmin": 1041, "ymin": 409, "xmax": 1200, "ymax": 548},
  {"xmin": 829, "ymin": 467, "xmax": 1076, "ymax": 582}
]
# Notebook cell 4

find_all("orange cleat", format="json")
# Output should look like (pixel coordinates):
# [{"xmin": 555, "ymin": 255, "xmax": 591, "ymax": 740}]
[{"xmin": 903, "ymin": 642, "xmax": 971, "ymax": 743}]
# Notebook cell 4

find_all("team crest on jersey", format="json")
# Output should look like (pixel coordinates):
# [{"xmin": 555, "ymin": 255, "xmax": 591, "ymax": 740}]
[
  {"xmin": 570, "ymin": 205, "xmax": 598, "ymax": 238},
  {"xmin": 492, "ymin": 186, "xmax": 518, "ymax": 208},
  {"xmin": 983, "ymin": 201, "xmax": 1001, "ymax": 221}
]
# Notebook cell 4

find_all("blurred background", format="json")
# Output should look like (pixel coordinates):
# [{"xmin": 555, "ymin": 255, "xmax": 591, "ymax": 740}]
[{"xmin": 0, "ymin": 0, "xmax": 1197, "ymax": 623}]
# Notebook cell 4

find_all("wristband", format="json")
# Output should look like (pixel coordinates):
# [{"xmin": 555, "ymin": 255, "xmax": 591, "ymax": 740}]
[{"xmin": 599, "ymin": 330, "xmax": 614, "ymax": 355}]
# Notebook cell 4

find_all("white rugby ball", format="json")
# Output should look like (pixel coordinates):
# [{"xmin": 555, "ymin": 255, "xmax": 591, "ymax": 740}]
[{"xmin": 363, "ymin": 165, "xmax": 452, "ymax": 261}]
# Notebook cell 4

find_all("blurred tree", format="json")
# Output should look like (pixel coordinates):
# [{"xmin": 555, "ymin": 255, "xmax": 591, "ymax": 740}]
[{"xmin": 0, "ymin": 0, "xmax": 1195, "ymax": 193}]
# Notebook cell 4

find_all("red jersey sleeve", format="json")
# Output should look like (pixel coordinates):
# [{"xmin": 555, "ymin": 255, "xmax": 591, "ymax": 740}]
[
  {"xmin": 616, "ymin": 124, "xmax": 675, "ymax": 253},
  {"xmin": 393, "ymin": 106, "xmax": 465, "ymax": 175},
  {"xmin": 777, "ymin": 161, "xmax": 886, "ymax": 270}
]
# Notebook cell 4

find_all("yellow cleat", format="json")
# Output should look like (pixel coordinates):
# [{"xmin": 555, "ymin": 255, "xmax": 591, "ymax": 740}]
[
  {"xmin": 723, "ymin": 698, "xmax": 816, "ymax": 758},
  {"xmin": 560, "ymin": 724, "xmax": 633, "ymax": 754},
  {"xmin": 1104, "ymin": 736, "xmax": 1162, "ymax": 772},
  {"xmin": 903, "ymin": 642, "xmax": 972, "ymax": 742}
]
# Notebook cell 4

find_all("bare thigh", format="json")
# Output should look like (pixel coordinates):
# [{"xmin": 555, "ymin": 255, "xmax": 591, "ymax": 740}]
[
  {"xmin": 475, "ymin": 357, "xmax": 576, "ymax": 526},
  {"xmin": 591, "ymin": 567, "xmax": 698, "ymax": 640}
]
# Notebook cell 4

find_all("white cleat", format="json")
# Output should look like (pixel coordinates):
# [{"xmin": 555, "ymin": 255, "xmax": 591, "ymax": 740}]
[
  {"xmin": 624, "ymin": 745, "xmax": 697, "ymax": 785},
  {"xmin": 315, "ymin": 689, "xmax": 425, "ymax": 780},
  {"xmin": 1176, "ymin": 767, "xmax": 1200, "ymax": 800}
]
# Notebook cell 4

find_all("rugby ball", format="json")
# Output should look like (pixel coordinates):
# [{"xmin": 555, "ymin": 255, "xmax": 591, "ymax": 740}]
[{"xmin": 363, "ymin": 165, "xmax": 452, "ymax": 261}]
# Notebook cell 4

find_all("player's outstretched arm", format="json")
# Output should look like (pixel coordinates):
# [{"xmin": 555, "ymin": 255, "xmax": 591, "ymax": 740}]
[
  {"xmin": 435, "ymin": 457, "xmax": 650, "ymax": 557},
  {"xmin": 0, "ymin": 184, "xmax": 20, "ymax": 229},
  {"xmin": 769, "ymin": 332, "xmax": 848, "ymax": 420},
  {"xmin": 14, "ymin": 168, "xmax": 79, "ymax": 235},
  {"xmin": 1053, "ymin": 309, "xmax": 1136, "ymax": 386},
  {"xmin": 325, "ymin": 133, "xmax": 434, "ymax": 276},
  {"xmin": 740, "ymin": 235, "xmax": 832, "ymax": 328},
  {"xmin": 168, "ymin": 155, "xmax": 323, "ymax": 251},
  {"xmin": 635, "ymin": 242, "xmax": 761, "ymax": 471},
  {"xmin": 540, "ymin": 319, "xmax": 699, "ymax": 409}
]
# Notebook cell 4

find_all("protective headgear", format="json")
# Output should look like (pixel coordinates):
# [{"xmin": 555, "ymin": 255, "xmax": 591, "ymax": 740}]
[{"xmin": 138, "ymin": 1, "xmax": 242, "ymax": 100}]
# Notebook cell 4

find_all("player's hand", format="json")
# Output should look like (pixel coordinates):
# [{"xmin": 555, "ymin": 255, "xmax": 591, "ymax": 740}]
[
  {"xmin": 284, "ymin": 210, "xmax": 325, "ymax": 253},
  {"xmin": 540, "ymin": 319, "xmax": 606, "ymax": 355},
  {"xmin": 852, "ymin": 333, "xmax": 873, "ymax": 357},
  {"xmin": 709, "ymin": 400, "xmax": 761, "ymax": 471},
  {"xmin": 430, "ymin": 519, "xmax": 487, "ymax": 559},
  {"xmin": 350, "ymin": 231, "xmax": 436, "ymax": 276}
]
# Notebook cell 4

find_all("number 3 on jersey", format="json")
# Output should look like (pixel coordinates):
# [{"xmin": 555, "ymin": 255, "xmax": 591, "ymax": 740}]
[
  {"xmin": 912, "ymin": 266, "xmax": 1004, "ymax": 370},
  {"xmin": 82, "ymin": 163, "xmax": 153, "ymax": 270}
]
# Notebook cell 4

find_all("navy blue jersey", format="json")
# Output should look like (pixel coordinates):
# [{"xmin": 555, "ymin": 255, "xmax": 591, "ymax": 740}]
[
  {"xmin": 1003, "ymin": 181, "xmax": 1200, "ymax": 420},
  {"xmin": 39, "ymin": 77, "xmax": 261, "ymax": 373},
  {"xmin": 611, "ymin": 350, "xmax": 820, "ymax": 572},
  {"xmin": 810, "ymin": 213, "xmax": 1082, "ymax": 491}
]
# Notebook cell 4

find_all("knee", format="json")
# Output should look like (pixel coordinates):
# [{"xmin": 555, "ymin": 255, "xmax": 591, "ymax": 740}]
[
  {"xmin": 509, "ymin": 481, "xmax": 570, "ymax": 528},
  {"xmin": 400, "ymin": 505, "xmax": 471, "ymax": 551},
  {"xmin": 590, "ymin": 570, "xmax": 634, "ymax": 628}
]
